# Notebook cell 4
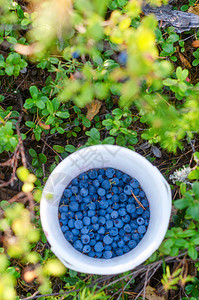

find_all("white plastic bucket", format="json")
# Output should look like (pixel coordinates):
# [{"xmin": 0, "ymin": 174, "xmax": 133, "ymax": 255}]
[{"xmin": 40, "ymin": 145, "xmax": 172, "ymax": 275}]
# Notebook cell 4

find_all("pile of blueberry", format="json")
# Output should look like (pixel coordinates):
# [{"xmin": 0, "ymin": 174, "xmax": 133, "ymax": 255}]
[{"xmin": 59, "ymin": 168, "xmax": 150, "ymax": 259}]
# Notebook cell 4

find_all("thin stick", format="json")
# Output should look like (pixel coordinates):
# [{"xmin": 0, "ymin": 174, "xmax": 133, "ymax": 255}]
[{"xmin": 131, "ymin": 191, "xmax": 146, "ymax": 211}]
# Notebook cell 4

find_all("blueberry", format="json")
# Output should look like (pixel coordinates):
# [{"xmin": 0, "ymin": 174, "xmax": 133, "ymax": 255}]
[
  {"xmin": 114, "ymin": 235, "xmax": 120, "ymax": 241},
  {"xmin": 95, "ymin": 233, "xmax": 101, "ymax": 241},
  {"xmin": 81, "ymin": 226, "xmax": 89, "ymax": 234},
  {"xmin": 112, "ymin": 186, "xmax": 119, "ymax": 194},
  {"xmin": 64, "ymin": 189, "xmax": 72, "ymax": 198},
  {"xmin": 142, "ymin": 210, "xmax": 150, "ymax": 219},
  {"xmin": 89, "ymin": 251, "xmax": 96, "ymax": 257},
  {"xmin": 94, "ymin": 241, "xmax": 104, "ymax": 252},
  {"xmin": 99, "ymin": 200, "xmax": 108, "ymax": 209},
  {"xmin": 123, "ymin": 245, "xmax": 130, "ymax": 253},
  {"xmin": 88, "ymin": 210, "xmax": 95, "ymax": 217},
  {"xmin": 65, "ymin": 231, "xmax": 73, "ymax": 242},
  {"xmin": 98, "ymin": 226, "xmax": 106, "ymax": 234},
  {"xmin": 104, "ymin": 245, "xmax": 112, "ymax": 251},
  {"xmin": 73, "ymin": 240, "xmax": 83, "ymax": 251},
  {"xmin": 136, "ymin": 217, "xmax": 145, "ymax": 225},
  {"xmin": 122, "ymin": 214, "xmax": 130, "ymax": 223},
  {"xmin": 115, "ymin": 170, "xmax": 123, "ymax": 179},
  {"xmin": 72, "ymin": 178, "xmax": 79, "ymax": 185},
  {"xmin": 68, "ymin": 219, "xmax": 75, "ymax": 228},
  {"xmin": 112, "ymin": 202, "xmax": 120, "ymax": 210},
  {"xmin": 109, "ymin": 227, "xmax": 118, "ymax": 236},
  {"xmin": 98, "ymin": 169, "xmax": 105, "ymax": 175},
  {"xmin": 105, "ymin": 213, "xmax": 111, "ymax": 220},
  {"xmin": 112, "ymin": 241, "xmax": 117, "ymax": 248},
  {"xmin": 75, "ymin": 211, "xmax": 83, "ymax": 219},
  {"xmin": 126, "ymin": 204, "xmax": 136, "ymax": 213},
  {"xmin": 80, "ymin": 203, "xmax": 87, "ymax": 210},
  {"xmin": 97, "ymin": 188, "xmax": 106, "ymax": 197},
  {"xmin": 95, "ymin": 251, "xmax": 102, "ymax": 258},
  {"xmin": 112, "ymin": 195, "xmax": 119, "ymax": 203},
  {"xmin": 145, "ymin": 219, "xmax": 149, "ymax": 226},
  {"xmin": 116, "ymin": 248, "xmax": 123, "ymax": 256},
  {"xmin": 83, "ymin": 195, "xmax": 92, "ymax": 204},
  {"xmin": 118, "ymin": 51, "xmax": 127, "ymax": 65},
  {"xmin": 136, "ymin": 207, "xmax": 144, "ymax": 215},
  {"xmin": 103, "ymin": 235, "xmax": 113, "ymax": 245},
  {"xmin": 93, "ymin": 179, "xmax": 100, "ymax": 187},
  {"xmin": 61, "ymin": 225, "xmax": 68, "ymax": 232},
  {"xmin": 67, "ymin": 211, "xmax": 75, "ymax": 219},
  {"xmin": 114, "ymin": 219, "xmax": 124, "ymax": 228},
  {"xmin": 83, "ymin": 216, "xmax": 91, "ymax": 226},
  {"xmin": 106, "ymin": 220, "xmax": 113, "ymax": 229},
  {"xmin": 130, "ymin": 179, "xmax": 139, "ymax": 188},
  {"xmin": 80, "ymin": 187, "xmax": 89, "ymax": 197},
  {"xmin": 103, "ymin": 250, "xmax": 112, "ymax": 259},
  {"xmin": 81, "ymin": 234, "xmax": 90, "ymax": 244},
  {"xmin": 89, "ymin": 231, "xmax": 94, "ymax": 239},
  {"xmin": 119, "ymin": 228, "xmax": 125, "ymax": 236},
  {"xmin": 79, "ymin": 180, "xmax": 88, "ymax": 188},
  {"xmin": 102, "ymin": 180, "xmax": 111, "ymax": 190},
  {"xmin": 118, "ymin": 239, "xmax": 125, "ymax": 248},
  {"xmin": 59, "ymin": 206, "xmax": 68, "ymax": 213},
  {"xmin": 75, "ymin": 195, "xmax": 83, "ymax": 203},
  {"xmin": 111, "ymin": 178, "xmax": 119, "ymax": 186},
  {"xmin": 132, "ymin": 233, "xmax": 139, "ymax": 241},
  {"xmin": 72, "ymin": 51, "xmax": 80, "ymax": 59},
  {"xmin": 88, "ymin": 169, "xmax": 97, "ymax": 179},
  {"xmin": 128, "ymin": 240, "xmax": 137, "ymax": 249},
  {"xmin": 122, "ymin": 174, "xmax": 130, "ymax": 183},
  {"xmin": 88, "ymin": 185, "xmax": 96, "ymax": 195},
  {"xmin": 124, "ymin": 224, "xmax": 131, "ymax": 233},
  {"xmin": 105, "ymin": 168, "xmax": 115, "ymax": 178},
  {"xmin": 71, "ymin": 185, "xmax": 78, "ymax": 194},
  {"xmin": 60, "ymin": 212, "xmax": 68, "ymax": 220},
  {"xmin": 98, "ymin": 216, "xmax": 106, "ymax": 225},
  {"xmin": 123, "ymin": 234, "xmax": 131, "ymax": 242},
  {"xmin": 83, "ymin": 245, "xmax": 91, "ymax": 253},
  {"xmin": 75, "ymin": 220, "xmax": 83, "ymax": 229},
  {"xmin": 91, "ymin": 216, "xmax": 98, "ymax": 224},
  {"xmin": 88, "ymin": 202, "xmax": 96, "ymax": 210},
  {"xmin": 138, "ymin": 225, "xmax": 146, "ymax": 234},
  {"xmin": 124, "ymin": 185, "xmax": 133, "ymax": 195},
  {"xmin": 111, "ymin": 210, "xmax": 118, "ymax": 219},
  {"xmin": 97, "ymin": 175, "xmax": 104, "ymax": 182},
  {"xmin": 141, "ymin": 199, "xmax": 149, "ymax": 208},
  {"xmin": 99, "ymin": 209, "xmax": 106, "ymax": 216},
  {"xmin": 119, "ymin": 193, "xmax": 127, "ymax": 202},
  {"xmin": 118, "ymin": 208, "xmax": 126, "ymax": 217},
  {"xmin": 130, "ymin": 221, "xmax": 138, "ymax": 230},
  {"xmin": 72, "ymin": 228, "xmax": 80, "ymax": 236},
  {"xmin": 92, "ymin": 223, "xmax": 99, "ymax": 231},
  {"xmin": 90, "ymin": 239, "xmax": 96, "ymax": 246},
  {"xmin": 106, "ymin": 206, "xmax": 113, "ymax": 214},
  {"xmin": 79, "ymin": 173, "xmax": 88, "ymax": 180},
  {"xmin": 133, "ymin": 188, "xmax": 140, "ymax": 195}
]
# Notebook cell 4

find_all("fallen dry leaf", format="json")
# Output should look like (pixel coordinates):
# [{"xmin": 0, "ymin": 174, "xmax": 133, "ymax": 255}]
[
  {"xmin": 192, "ymin": 40, "xmax": 199, "ymax": 48},
  {"xmin": 176, "ymin": 46, "xmax": 192, "ymax": 69},
  {"xmin": 188, "ymin": 4, "xmax": 199, "ymax": 15},
  {"xmin": 143, "ymin": 286, "xmax": 166, "ymax": 300},
  {"xmin": 14, "ymin": 43, "xmax": 41, "ymax": 56},
  {"xmin": 83, "ymin": 100, "xmax": 102, "ymax": 130}
]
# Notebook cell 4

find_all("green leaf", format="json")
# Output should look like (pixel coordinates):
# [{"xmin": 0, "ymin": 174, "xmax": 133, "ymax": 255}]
[
  {"xmin": 176, "ymin": 67, "xmax": 188, "ymax": 81},
  {"xmin": 46, "ymin": 100, "xmax": 54, "ymax": 114},
  {"xmin": 103, "ymin": 137, "xmax": 115, "ymax": 144},
  {"xmin": 177, "ymin": 230, "xmax": 196, "ymax": 238},
  {"xmin": 5, "ymin": 65, "xmax": 14, "ymax": 76},
  {"xmin": 65, "ymin": 145, "xmax": 76, "ymax": 153},
  {"xmin": 186, "ymin": 204, "xmax": 199, "ymax": 221},
  {"xmin": 174, "ymin": 198, "xmax": 189, "ymax": 210},
  {"xmin": 174, "ymin": 239, "xmax": 189, "ymax": 248},
  {"xmin": 188, "ymin": 245, "xmax": 198, "ymax": 260},
  {"xmin": 57, "ymin": 127, "xmax": 65, "ymax": 134},
  {"xmin": 188, "ymin": 168, "xmax": 199, "ymax": 180},
  {"xmin": 25, "ymin": 121, "xmax": 35, "ymax": 128},
  {"xmin": 46, "ymin": 115, "xmax": 55, "ymax": 125},
  {"xmin": 29, "ymin": 148, "xmax": 37, "ymax": 158},
  {"xmin": 36, "ymin": 100, "xmax": 45, "ymax": 109},
  {"xmin": 89, "ymin": 128, "xmax": 100, "ymax": 140},
  {"xmin": 30, "ymin": 86, "xmax": 38, "ymax": 100},
  {"xmin": 56, "ymin": 111, "xmax": 70, "ymax": 119},
  {"xmin": 82, "ymin": 117, "xmax": 91, "ymax": 128},
  {"xmin": 102, "ymin": 119, "xmax": 113, "ymax": 127},
  {"xmin": 39, "ymin": 153, "xmax": 47, "ymax": 163},
  {"xmin": 53, "ymin": 145, "xmax": 65, "ymax": 153}
]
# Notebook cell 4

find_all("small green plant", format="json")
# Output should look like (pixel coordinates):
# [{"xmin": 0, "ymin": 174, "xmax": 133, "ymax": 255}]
[
  {"xmin": 0, "ymin": 52, "xmax": 27, "ymax": 76},
  {"xmin": 29, "ymin": 148, "xmax": 47, "ymax": 178},
  {"xmin": 192, "ymin": 48, "xmax": 199, "ymax": 66},
  {"xmin": 102, "ymin": 108, "xmax": 138, "ymax": 148}
]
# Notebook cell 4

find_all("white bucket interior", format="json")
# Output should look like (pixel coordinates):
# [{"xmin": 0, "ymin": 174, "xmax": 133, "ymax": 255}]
[{"xmin": 40, "ymin": 145, "xmax": 171, "ymax": 275}]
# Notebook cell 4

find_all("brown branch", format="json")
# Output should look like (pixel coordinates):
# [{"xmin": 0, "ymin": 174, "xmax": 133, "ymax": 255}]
[{"xmin": 131, "ymin": 191, "xmax": 146, "ymax": 210}]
